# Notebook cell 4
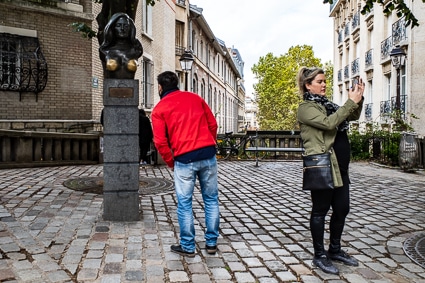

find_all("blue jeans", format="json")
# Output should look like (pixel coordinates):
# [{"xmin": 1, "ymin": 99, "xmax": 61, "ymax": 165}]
[{"xmin": 174, "ymin": 156, "xmax": 220, "ymax": 252}]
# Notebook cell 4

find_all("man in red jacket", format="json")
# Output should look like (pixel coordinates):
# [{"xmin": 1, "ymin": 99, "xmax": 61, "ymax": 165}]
[{"xmin": 151, "ymin": 71, "xmax": 219, "ymax": 257}]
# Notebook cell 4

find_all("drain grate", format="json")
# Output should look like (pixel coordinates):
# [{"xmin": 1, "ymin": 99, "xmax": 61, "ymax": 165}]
[
  {"xmin": 63, "ymin": 177, "xmax": 174, "ymax": 196},
  {"xmin": 403, "ymin": 233, "xmax": 425, "ymax": 268}
]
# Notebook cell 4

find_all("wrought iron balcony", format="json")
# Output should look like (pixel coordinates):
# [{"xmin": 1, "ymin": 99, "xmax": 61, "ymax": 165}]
[
  {"xmin": 365, "ymin": 103, "xmax": 373, "ymax": 121},
  {"xmin": 176, "ymin": 0, "xmax": 185, "ymax": 6},
  {"xmin": 380, "ymin": 36, "xmax": 392, "ymax": 61},
  {"xmin": 392, "ymin": 17, "xmax": 407, "ymax": 46},
  {"xmin": 344, "ymin": 65, "xmax": 349, "ymax": 80},
  {"xmin": 338, "ymin": 30, "xmax": 343, "ymax": 45},
  {"xmin": 352, "ymin": 10, "xmax": 360, "ymax": 31},
  {"xmin": 365, "ymin": 49, "xmax": 373, "ymax": 69},
  {"xmin": 344, "ymin": 22, "xmax": 350, "ymax": 38},
  {"xmin": 380, "ymin": 100, "xmax": 391, "ymax": 115},
  {"xmin": 380, "ymin": 96, "xmax": 407, "ymax": 119},
  {"xmin": 391, "ymin": 95, "xmax": 407, "ymax": 116},
  {"xmin": 351, "ymin": 58, "xmax": 360, "ymax": 77}
]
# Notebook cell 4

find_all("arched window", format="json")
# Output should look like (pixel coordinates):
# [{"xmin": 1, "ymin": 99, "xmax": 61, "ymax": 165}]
[
  {"xmin": 208, "ymin": 84, "xmax": 212, "ymax": 106},
  {"xmin": 193, "ymin": 73, "xmax": 198, "ymax": 94},
  {"xmin": 201, "ymin": 79, "xmax": 205, "ymax": 99}
]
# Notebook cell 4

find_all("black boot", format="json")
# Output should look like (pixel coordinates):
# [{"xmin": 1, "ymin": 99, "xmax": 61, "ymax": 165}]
[
  {"xmin": 311, "ymin": 215, "xmax": 339, "ymax": 275},
  {"xmin": 313, "ymin": 255, "xmax": 339, "ymax": 275},
  {"xmin": 328, "ymin": 238, "xmax": 358, "ymax": 266}
]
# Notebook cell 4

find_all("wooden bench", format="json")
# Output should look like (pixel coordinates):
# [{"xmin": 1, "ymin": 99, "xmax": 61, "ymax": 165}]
[{"xmin": 245, "ymin": 146, "xmax": 304, "ymax": 167}]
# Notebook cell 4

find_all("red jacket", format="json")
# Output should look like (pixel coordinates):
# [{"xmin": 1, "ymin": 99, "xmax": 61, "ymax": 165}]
[{"xmin": 151, "ymin": 90, "xmax": 218, "ymax": 168}]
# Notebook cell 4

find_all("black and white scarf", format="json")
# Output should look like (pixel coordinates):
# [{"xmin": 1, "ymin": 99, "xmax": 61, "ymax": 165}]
[{"xmin": 303, "ymin": 92, "xmax": 349, "ymax": 131}]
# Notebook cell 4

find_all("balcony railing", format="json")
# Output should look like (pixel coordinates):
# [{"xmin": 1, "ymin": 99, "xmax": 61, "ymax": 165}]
[
  {"xmin": 351, "ymin": 58, "xmax": 360, "ymax": 77},
  {"xmin": 365, "ymin": 103, "xmax": 373, "ymax": 121},
  {"xmin": 365, "ymin": 49, "xmax": 373, "ymax": 69},
  {"xmin": 344, "ymin": 65, "xmax": 349, "ymax": 80},
  {"xmin": 380, "ymin": 36, "xmax": 392, "ymax": 61},
  {"xmin": 338, "ymin": 30, "xmax": 343, "ymax": 45},
  {"xmin": 380, "ymin": 95, "xmax": 407, "ymax": 119},
  {"xmin": 176, "ymin": 0, "xmax": 185, "ymax": 6},
  {"xmin": 391, "ymin": 95, "xmax": 407, "ymax": 118},
  {"xmin": 344, "ymin": 22, "xmax": 350, "ymax": 38},
  {"xmin": 392, "ymin": 17, "xmax": 407, "ymax": 46},
  {"xmin": 352, "ymin": 10, "xmax": 360, "ymax": 31},
  {"xmin": 380, "ymin": 100, "xmax": 391, "ymax": 115}
]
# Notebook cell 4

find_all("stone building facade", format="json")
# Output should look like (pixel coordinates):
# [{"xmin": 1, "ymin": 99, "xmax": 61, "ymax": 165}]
[
  {"xmin": 330, "ymin": 0, "xmax": 425, "ymax": 136},
  {"xmin": 0, "ymin": 0, "xmax": 244, "ymax": 134}
]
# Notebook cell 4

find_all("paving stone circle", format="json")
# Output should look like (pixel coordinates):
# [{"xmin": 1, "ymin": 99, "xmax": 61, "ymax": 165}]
[
  {"xmin": 63, "ymin": 176, "xmax": 174, "ymax": 195},
  {"xmin": 403, "ymin": 232, "xmax": 425, "ymax": 268}
]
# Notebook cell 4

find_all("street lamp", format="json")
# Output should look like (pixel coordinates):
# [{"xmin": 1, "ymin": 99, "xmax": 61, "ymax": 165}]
[
  {"xmin": 179, "ymin": 50, "xmax": 194, "ymax": 91},
  {"xmin": 389, "ymin": 45, "xmax": 406, "ymax": 113}
]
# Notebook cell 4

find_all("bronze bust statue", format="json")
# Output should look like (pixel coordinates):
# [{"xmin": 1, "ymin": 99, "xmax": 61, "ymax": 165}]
[{"xmin": 99, "ymin": 13, "xmax": 143, "ymax": 79}]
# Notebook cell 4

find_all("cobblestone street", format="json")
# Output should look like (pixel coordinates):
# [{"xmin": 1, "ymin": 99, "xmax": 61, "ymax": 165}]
[{"xmin": 0, "ymin": 161, "xmax": 424, "ymax": 282}]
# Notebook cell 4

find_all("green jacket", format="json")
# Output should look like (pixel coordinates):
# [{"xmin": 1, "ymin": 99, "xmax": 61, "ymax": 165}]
[{"xmin": 297, "ymin": 98, "xmax": 364, "ymax": 187}]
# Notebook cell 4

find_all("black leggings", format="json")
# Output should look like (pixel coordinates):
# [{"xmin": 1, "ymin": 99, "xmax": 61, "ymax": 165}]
[{"xmin": 310, "ymin": 173, "xmax": 350, "ymax": 256}]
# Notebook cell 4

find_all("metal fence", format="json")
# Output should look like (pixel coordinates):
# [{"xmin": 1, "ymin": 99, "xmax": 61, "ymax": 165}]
[{"xmin": 351, "ymin": 133, "xmax": 424, "ymax": 170}]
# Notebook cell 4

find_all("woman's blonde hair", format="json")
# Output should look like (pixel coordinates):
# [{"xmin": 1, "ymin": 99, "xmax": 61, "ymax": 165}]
[{"xmin": 297, "ymin": 67, "xmax": 324, "ymax": 96}]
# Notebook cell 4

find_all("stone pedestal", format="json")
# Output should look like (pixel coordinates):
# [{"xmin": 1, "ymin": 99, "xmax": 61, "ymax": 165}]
[{"xmin": 102, "ymin": 79, "xmax": 140, "ymax": 221}]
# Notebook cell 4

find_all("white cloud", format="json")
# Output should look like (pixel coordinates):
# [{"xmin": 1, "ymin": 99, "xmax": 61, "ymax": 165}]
[{"xmin": 191, "ymin": 0, "xmax": 334, "ymax": 97}]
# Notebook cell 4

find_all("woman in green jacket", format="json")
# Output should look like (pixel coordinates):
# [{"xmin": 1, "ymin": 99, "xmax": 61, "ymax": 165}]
[{"xmin": 297, "ymin": 67, "xmax": 364, "ymax": 275}]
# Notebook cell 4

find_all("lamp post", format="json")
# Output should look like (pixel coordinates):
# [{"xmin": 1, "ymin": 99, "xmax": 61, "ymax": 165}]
[
  {"xmin": 389, "ymin": 45, "xmax": 406, "ymax": 115},
  {"xmin": 179, "ymin": 50, "xmax": 194, "ymax": 91}
]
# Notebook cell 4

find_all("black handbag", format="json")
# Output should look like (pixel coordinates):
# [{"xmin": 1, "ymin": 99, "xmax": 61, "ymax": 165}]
[{"xmin": 302, "ymin": 152, "xmax": 334, "ymax": 190}]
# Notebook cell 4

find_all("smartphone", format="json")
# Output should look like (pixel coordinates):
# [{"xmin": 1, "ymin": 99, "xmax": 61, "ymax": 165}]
[{"xmin": 351, "ymin": 77, "xmax": 359, "ymax": 89}]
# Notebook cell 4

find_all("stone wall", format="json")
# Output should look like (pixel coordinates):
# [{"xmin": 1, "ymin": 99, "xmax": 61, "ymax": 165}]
[{"xmin": 0, "ymin": 0, "xmax": 98, "ymax": 120}]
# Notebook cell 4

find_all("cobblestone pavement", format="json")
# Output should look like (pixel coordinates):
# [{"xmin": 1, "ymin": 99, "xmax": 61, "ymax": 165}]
[{"xmin": 0, "ymin": 161, "xmax": 424, "ymax": 283}]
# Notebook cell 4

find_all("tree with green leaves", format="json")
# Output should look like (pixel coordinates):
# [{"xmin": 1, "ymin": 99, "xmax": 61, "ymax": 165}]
[
  {"xmin": 252, "ymin": 45, "xmax": 333, "ymax": 130},
  {"xmin": 324, "ymin": 0, "xmax": 425, "ymax": 28}
]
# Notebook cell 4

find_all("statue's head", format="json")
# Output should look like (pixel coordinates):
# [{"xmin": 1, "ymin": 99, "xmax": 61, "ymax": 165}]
[
  {"xmin": 99, "ymin": 13, "xmax": 143, "ymax": 79},
  {"xmin": 102, "ymin": 13, "xmax": 137, "ymax": 47}
]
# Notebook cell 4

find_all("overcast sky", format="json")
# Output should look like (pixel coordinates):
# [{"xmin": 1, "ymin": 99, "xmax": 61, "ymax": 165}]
[{"xmin": 191, "ymin": 0, "xmax": 334, "ymax": 98}]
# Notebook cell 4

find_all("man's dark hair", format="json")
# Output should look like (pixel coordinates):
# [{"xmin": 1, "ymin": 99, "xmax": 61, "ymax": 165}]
[{"xmin": 157, "ymin": 71, "xmax": 179, "ymax": 90}]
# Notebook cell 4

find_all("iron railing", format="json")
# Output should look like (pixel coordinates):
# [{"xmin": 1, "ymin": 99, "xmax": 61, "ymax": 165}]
[
  {"xmin": 0, "ymin": 34, "xmax": 48, "ymax": 101},
  {"xmin": 350, "ymin": 133, "xmax": 424, "ymax": 169},
  {"xmin": 380, "ymin": 100, "xmax": 391, "ymax": 115},
  {"xmin": 344, "ymin": 65, "xmax": 349, "ymax": 80},
  {"xmin": 391, "ymin": 95, "xmax": 407, "ymax": 119},
  {"xmin": 381, "ymin": 36, "xmax": 392, "ymax": 61},
  {"xmin": 365, "ymin": 103, "xmax": 373, "ymax": 121},
  {"xmin": 338, "ymin": 30, "xmax": 343, "ymax": 45},
  {"xmin": 344, "ymin": 22, "xmax": 350, "ymax": 38},
  {"xmin": 352, "ymin": 10, "xmax": 360, "ymax": 31},
  {"xmin": 392, "ymin": 17, "xmax": 407, "ymax": 46},
  {"xmin": 351, "ymin": 58, "xmax": 360, "ymax": 77},
  {"xmin": 365, "ymin": 49, "xmax": 373, "ymax": 69}
]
